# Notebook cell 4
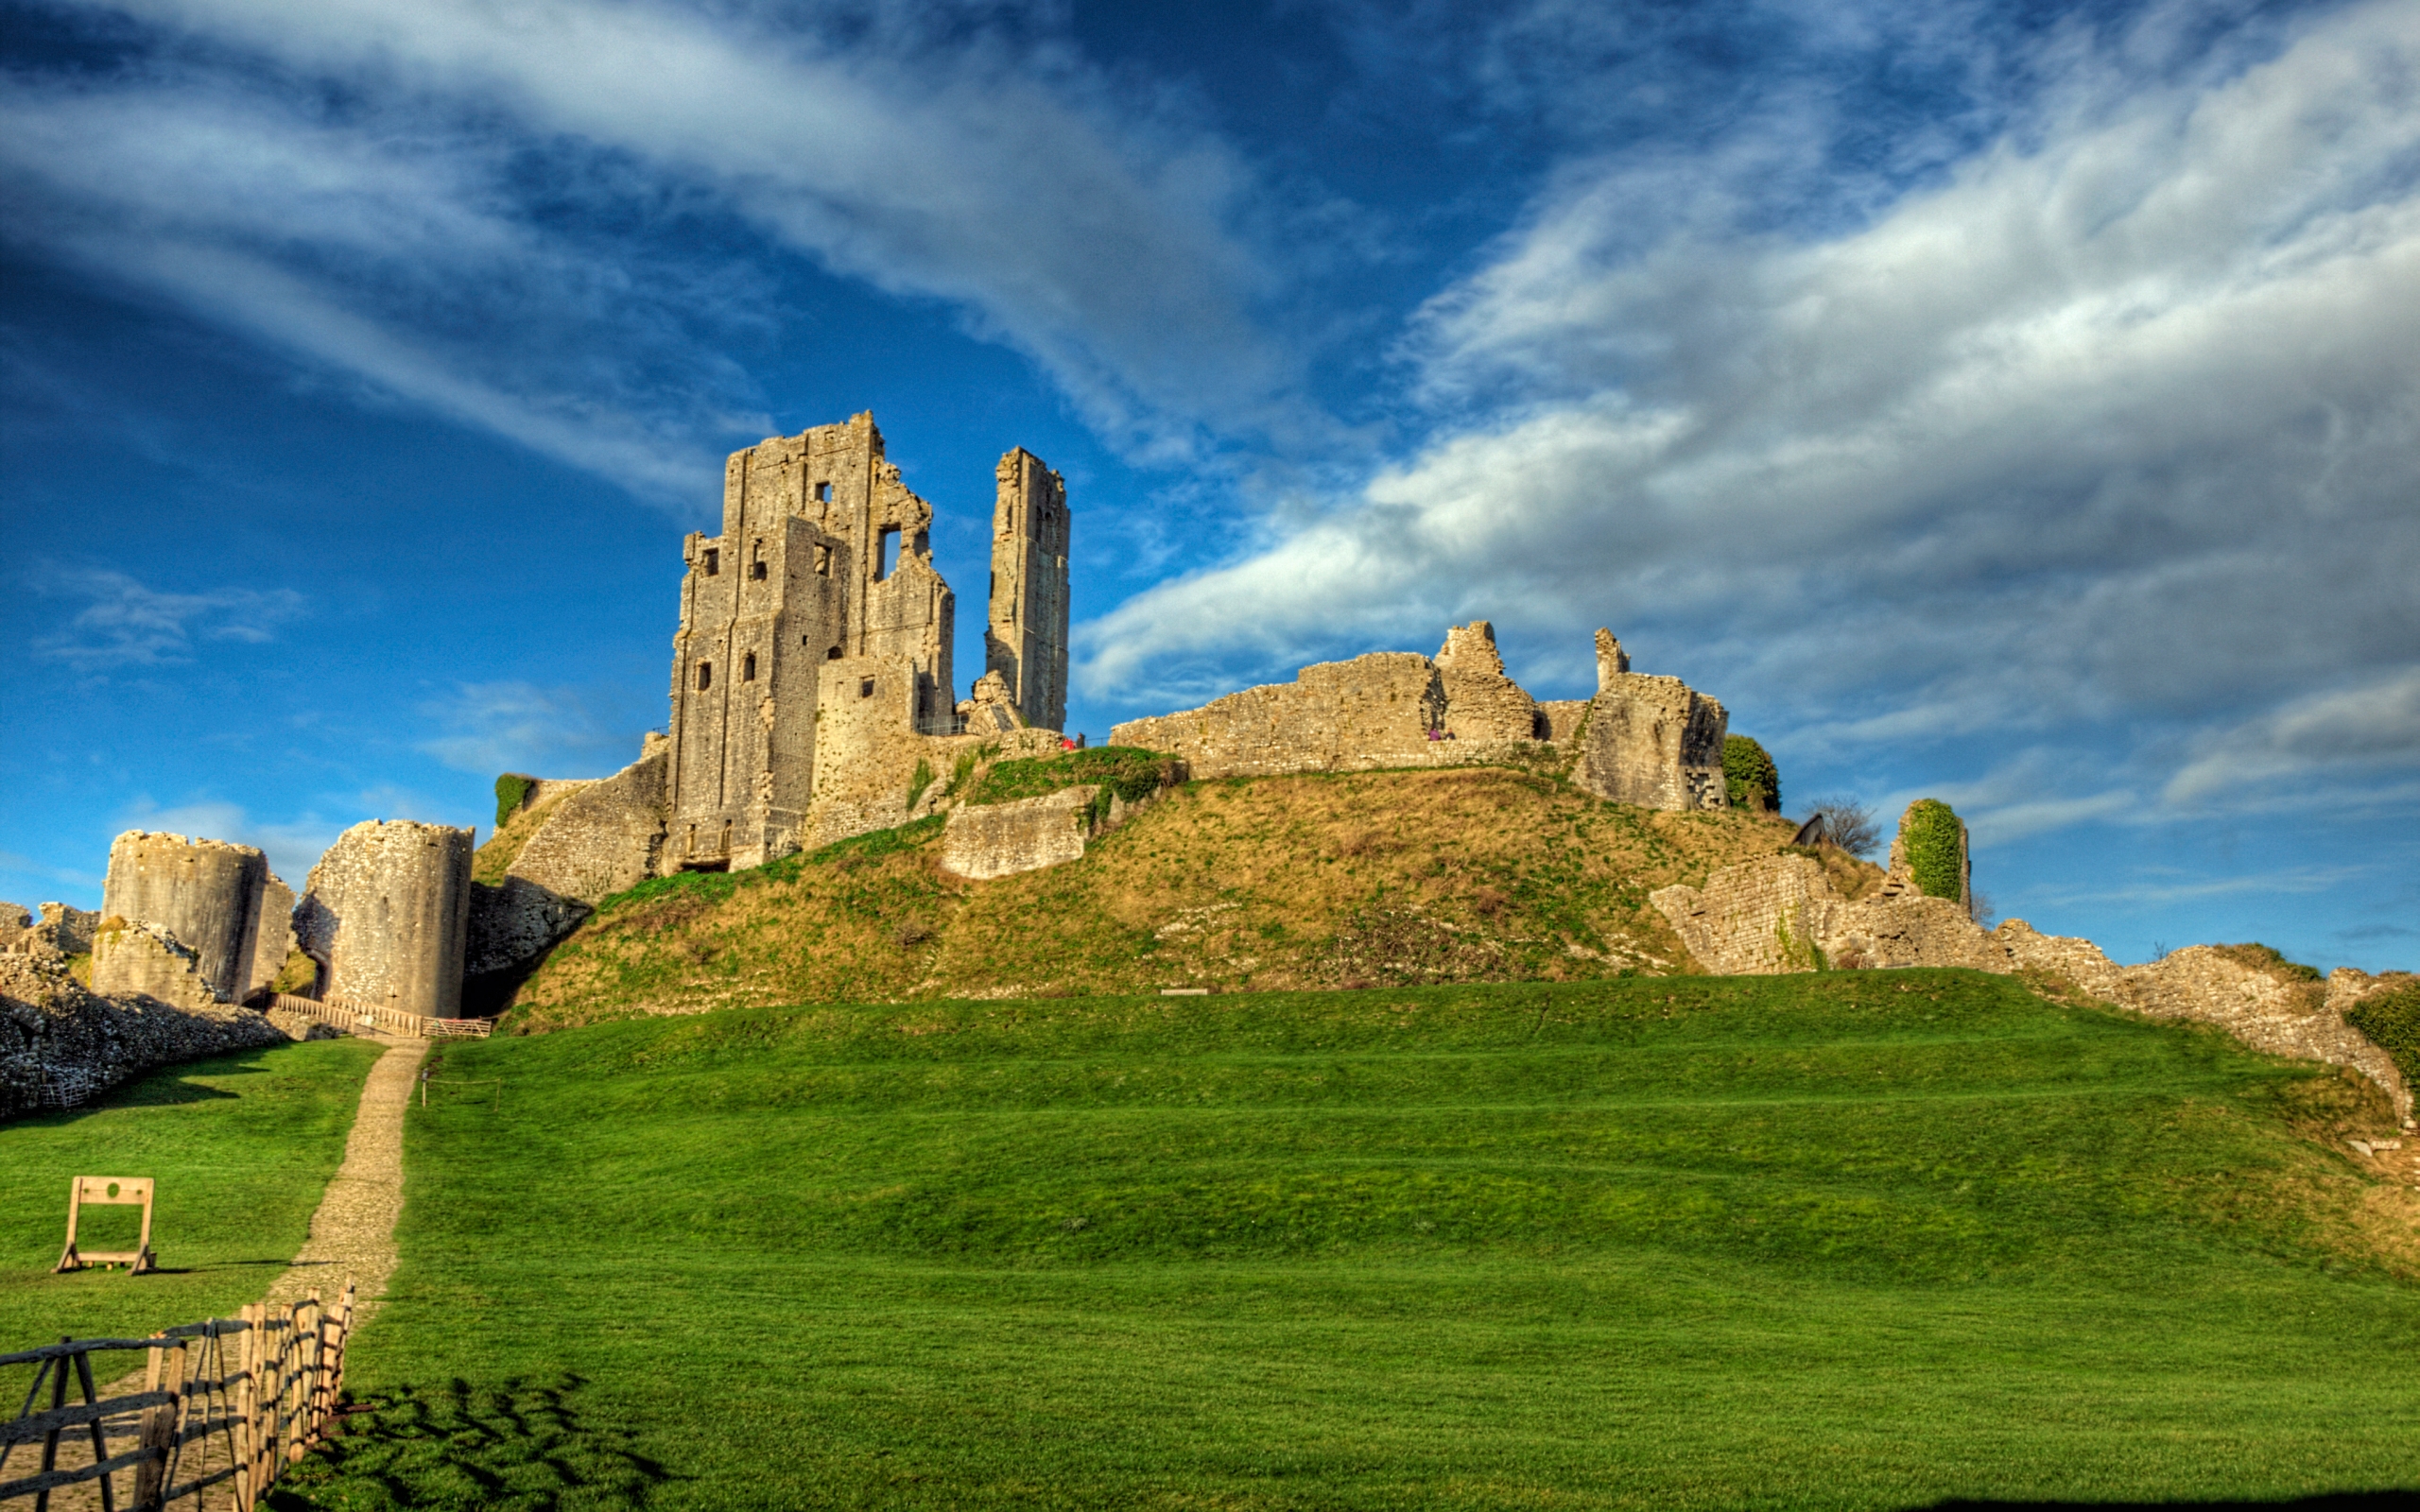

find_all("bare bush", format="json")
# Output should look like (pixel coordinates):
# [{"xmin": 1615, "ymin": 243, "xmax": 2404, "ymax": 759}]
[{"xmin": 1805, "ymin": 798, "xmax": 1881, "ymax": 858}]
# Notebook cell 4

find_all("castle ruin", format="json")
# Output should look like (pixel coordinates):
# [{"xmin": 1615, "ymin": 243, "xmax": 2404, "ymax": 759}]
[
  {"xmin": 661, "ymin": 414, "xmax": 1071, "ymax": 870},
  {"xmin": 1111, "ymin": 620, "xmax": 1729, "ymax": 810}
]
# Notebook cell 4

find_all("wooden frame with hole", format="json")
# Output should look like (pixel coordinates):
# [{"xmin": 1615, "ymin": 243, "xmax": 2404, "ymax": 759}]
[{"xmin": 53, "ymin": 1175, "xmax": 157, "ymax": 1274}]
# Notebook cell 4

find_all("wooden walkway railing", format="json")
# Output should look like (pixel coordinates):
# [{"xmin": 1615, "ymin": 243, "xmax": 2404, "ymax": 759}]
[
  {"xmin": 268, "ymin": 994, "xmax": 491, "ymax": 1040},
  {"xmin": 0, "ymin": 1285, "xmax": 353, "ymax": 1509}
]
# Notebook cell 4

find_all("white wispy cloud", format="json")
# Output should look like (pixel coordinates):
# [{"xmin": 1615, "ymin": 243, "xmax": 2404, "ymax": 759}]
[
  {"xmin": 32, "ymin": 568, "xmax": 305, "ymax": 670},
  {"xmin": 17, "ymin": 0, "xmax": 1300, "ymax": 471},
  {"xmin": 2166, "ymin": 666, "xmax": 2420, "ymax": 804},
  {"xmin": 1075, "ymin": 0, "xmax": 2420, "ymax": 834},
  {"xmin": 416, "ymin": 681, "xmax": 655, "ymax": 778}
]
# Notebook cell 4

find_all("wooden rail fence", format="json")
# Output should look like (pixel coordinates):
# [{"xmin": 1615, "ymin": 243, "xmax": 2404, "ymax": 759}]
[
  {"xmin": 268, "ymin": 994, "xmax": 491, "ymax": 1040},
  {"xmin": 1, "ymin": 1284, "xmax": 353, "ymax": 1510}
]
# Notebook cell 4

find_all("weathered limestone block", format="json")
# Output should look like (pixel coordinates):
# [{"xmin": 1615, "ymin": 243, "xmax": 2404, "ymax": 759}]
[
  {"xmin": 942, "ymin": 786, "xmax": 1098, "ymax": 880},
  {"xmin": 264, "ymin": 1007, "xmax": 342, "ymax": 1041},
  {"xmin": 2, "ymin": 950, "xmax": 284, "ymax": 1119},
  {"xmin": 247, "ymin": 874, "xmax": 295, "ymax": 999},
  {"xmin": 959, "ymin": 669, "xmax": 1026, "ymax": 734},
  {"xmin": 1821, "ymin": 896, "xmax": 2010, "ymax": 971},
  {"xmin": 1651, "ymin": 853, "xmax": 1835, "ymax": 975},
  {"xmin": 511, "ymin": 749, "xmax": 667, "ymax": 902},
  {"xmin": 95, "ymin": 831, "xmax": 268, "ymax": 1002},
  {"xmin": 90, "ymin": 921, "xmax": 223, "ymax": 1011},
  {"xmin": 1570, "ymin": 632, "xmax": 1727, "ymax": 811},
  {"xmin": 40, "ymin": 904, "xmax": 97, "ymax": 956},
  {"xmin": 1113, "ymin": 652, "xmax": 1448, "ymax": 779},
  {"xmin": 1434, "ymin": 622, "xmax": 1542, "ymax": 742},
  {"xmin": 1536, "ymin": 700, "xmax": 1591, "ymax": 743},
  {"xmin": 296, "ymin": 820, "xmax": 474, "ymax": 1021}
]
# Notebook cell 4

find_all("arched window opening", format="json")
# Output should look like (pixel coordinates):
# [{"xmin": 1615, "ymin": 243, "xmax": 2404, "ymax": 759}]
[{"xmin": 697, "ymin": 662, "xmax": 713, "ymax": 692}]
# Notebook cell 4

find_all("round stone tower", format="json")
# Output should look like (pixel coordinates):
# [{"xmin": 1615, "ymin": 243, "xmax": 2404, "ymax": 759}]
[
  {"xmin": 296, "ymin": 819, "xmax": 475, "ymax": 1021},
  {"xmin": 95, "ymin": 831, "xmax": 268, "ymax": 1003}
]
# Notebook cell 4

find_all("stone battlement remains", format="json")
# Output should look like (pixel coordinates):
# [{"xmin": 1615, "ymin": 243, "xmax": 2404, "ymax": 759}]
[{"xmin": 1113, "ymin": 621, "xmax": 1729, "ymax": 812}]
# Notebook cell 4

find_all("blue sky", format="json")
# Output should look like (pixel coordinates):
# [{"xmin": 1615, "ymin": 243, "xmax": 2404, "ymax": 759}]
[{"xmin": 4, "ymin": 0, "xmax": 2415, "ymax": 971}]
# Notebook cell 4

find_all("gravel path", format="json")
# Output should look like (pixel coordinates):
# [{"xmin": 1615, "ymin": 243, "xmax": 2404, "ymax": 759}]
[{"xmin": 261, "ymin": 1033, "xmax": 428, "ymax": 1318}]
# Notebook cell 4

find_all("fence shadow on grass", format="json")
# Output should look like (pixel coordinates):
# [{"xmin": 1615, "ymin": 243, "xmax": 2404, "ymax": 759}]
[
  {"xmin": 1923, "ymin": 1496, "xmax": 2417, "ymax": 1510},
  {"xmin": 266, "ymin": 1373, "xmax": 676, "ymax": 1510}
]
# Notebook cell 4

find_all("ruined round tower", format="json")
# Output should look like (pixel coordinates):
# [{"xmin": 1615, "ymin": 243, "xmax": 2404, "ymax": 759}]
[
  {"xmin": 296, "ymin": 820, "xmax": 475, "ymax": 1021},
  {"xmin": 93, "ymin": 831, "xmax": 268, "ymax": 1003}
]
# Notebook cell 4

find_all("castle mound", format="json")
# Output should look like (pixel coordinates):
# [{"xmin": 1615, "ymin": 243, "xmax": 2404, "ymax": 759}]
[{"xmin": 498, "ymin": 765, "xmax": 1848, "ymax": 1032}]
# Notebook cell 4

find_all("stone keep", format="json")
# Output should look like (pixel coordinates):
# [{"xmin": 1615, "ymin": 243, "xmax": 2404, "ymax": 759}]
[
  {"xmin": 296, "ymin": 819, "xmax": 474, "ymax": 1020},
  {"xmin": 93, "ymin": 831, "xmax": 268, "ymax": 1003},
  {"xmin": 661, "ymin": 412, "xmax": 1070, "ymax": 872},
  {"xmin": 986, "ymin": 447, "xmax": 1071, "ymax": 730}
]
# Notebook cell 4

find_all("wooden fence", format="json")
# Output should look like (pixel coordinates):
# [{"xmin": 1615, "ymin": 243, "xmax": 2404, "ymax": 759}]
[
  {"xmin": 268, "ymin": 994, "xmax": 491, "ymax": 1040},
  {"xmin": 0, "ymin": 1285, "xmax": 353, "ymax": 1510}
]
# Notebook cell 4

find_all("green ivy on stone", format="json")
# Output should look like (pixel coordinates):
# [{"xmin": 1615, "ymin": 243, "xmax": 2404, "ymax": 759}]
[
  {"xmin": 1722, "ymin": 736, "xmax": 1780, "ymax": 813},
  {"xmin": 493, "ymin": 774, "xmax": 535, "ymax": 828},
  {"xmin": 1902, "ymin": 799, "xmax": 1966, "ymax": 902}
]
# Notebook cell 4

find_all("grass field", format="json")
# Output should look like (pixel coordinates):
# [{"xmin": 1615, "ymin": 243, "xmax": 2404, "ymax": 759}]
[
  {"xmin": 285, "ymin": 972, "xmax": 2417, "ymax": 1510},
  {"xmin": 0, "ymin": 1038, "xmax": 385, "ymax": 1354}
]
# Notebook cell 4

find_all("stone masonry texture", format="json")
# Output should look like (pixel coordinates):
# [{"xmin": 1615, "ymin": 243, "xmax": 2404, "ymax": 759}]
[
  {"xmin": 1114, "ymin": 622, "xmax": 1728, "ymax": 814},
  {"xmin": 1651, "ymin": 808, "xmax": 2411, "ymax": 1119},
  {"xmin": 95, "ymin": 831, "xmax": 268, "ymax": 1003},
  {"xmin": 987, "ymin": 447, "xmax": 1072, "ymax": 730},
  {"xmin": 659, "ymin": 412, "xmax": 1071, "ymax": 875},
  {"xmin": 3, "ymin": 947, "xmax": 283, "ymax": 1119},
  {"xmin": 941, "ymin": 786, "xmax": 1097, "ymax": 880},
  {"xmin": 297, "ymin": 819, "xmax": 475, "ymax": 1020}
]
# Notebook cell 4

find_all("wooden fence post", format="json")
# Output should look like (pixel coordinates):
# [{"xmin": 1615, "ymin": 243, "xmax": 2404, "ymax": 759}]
[
  {"xmin": 134, "ymin": 1331, "xmax": 185, "ymax": 1508},
  {"xmin": 234, "ymin": 1306, "xmax": 259, "ymax": 1511}
]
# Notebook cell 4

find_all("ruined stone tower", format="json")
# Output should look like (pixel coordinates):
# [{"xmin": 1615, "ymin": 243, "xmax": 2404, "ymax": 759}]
[
  {"xmin": 94, "ymin": 832, "xmax": 268, "ymax": 1003},
  {"xmin": 986, "ymin": 447, "xmax": 1070, "ymax": 730},
  {"xmin": 295, "ymin": 819, "xmax": 474, "ymax": 1020},
  {"xmin": 662, "ymin": 413, "xmax": 1070, "ymax": 872}
]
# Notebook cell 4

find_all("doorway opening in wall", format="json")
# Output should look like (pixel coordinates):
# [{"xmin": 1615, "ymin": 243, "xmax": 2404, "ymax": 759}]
[{"xmin": 876, "ymin": 525, "xmax": 900, "ymax": 580}]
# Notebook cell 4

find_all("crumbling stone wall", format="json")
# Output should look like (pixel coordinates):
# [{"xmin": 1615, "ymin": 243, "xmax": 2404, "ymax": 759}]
[
  {"xmin": 296, "ymin": 820, "xmax": 474, "ymax": 1020},
  {"xmin": 3, "ymin": 947, "xmax": 283, "ymax": 1119},
  {"xmin": 1113, "ymin": 623, "xmax": 1726, "ymax": 813},
  {"xmin": 91, "ymin": 920, "xmax": 225, "ymax": 1011},
  {"xmin": 1434, "ymin": 622, "xmax": 1543, "ymax": 741},
  {"xmin": 988, "ymin": 446, "xmax": 1071, "ymax": 730},
  {"xmin": 1651, "ymin": 835, "xmax": 2411, "ymax": 1118},
  {"xmin": 95, "ymin": 831, "xmax": 268, "ymax": 1003},
  {"xmin": 1571, "ymin": 633, "xmax": 1728, "ymax": 811},
  {"xmin": 1113, "ymin": 652, "xmax": 1460, "ymax": 778}
]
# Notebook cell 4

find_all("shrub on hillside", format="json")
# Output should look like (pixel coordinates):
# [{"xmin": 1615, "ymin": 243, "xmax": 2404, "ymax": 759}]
[
  {"xmin": 970, "ymin": 747, "xmax": 1184, "ymax": 808},
  {"xmin": 2344, "ymin": 980, "xmax": 2420, "ymax": 1092},
  {"xmin": 1722, "ymin": 736, "xmax": 1780, "ymax": 813},
  {"xmin": 493, "ymin": 773, "xmax": 535, "ymax": 827},
  {"xmin": 1901, "ymin": 799, "xmax": 1966, "ymax": 902}
]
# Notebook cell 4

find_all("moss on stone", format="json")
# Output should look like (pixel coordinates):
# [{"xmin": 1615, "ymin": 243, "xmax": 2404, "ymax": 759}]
[
  {"xmin": 493, "ymin": 774, "xmax": 536, "ymax": 828},
  {"xmin": 970, "ymin": 746, "xmax": 1181, "ymax": 809}
]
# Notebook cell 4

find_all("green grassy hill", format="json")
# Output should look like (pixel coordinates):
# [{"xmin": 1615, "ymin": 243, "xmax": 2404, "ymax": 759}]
[
  {"xmin": 507, "ymin": 766, "xmax": 1877, "ymax": 1030},
  {"xmin": 287, "ymin": 972, "xmax": 2416, "ymax": 1510}
]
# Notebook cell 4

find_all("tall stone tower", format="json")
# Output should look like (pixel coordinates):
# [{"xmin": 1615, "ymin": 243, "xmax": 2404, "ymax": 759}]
[
  {"xmin": 664, "ymin": 413, "xmax": 957, "ymax": 871},
  {"xmin": 985, "ymin": 447, "xmax": 1071, "ymax": 730}
]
